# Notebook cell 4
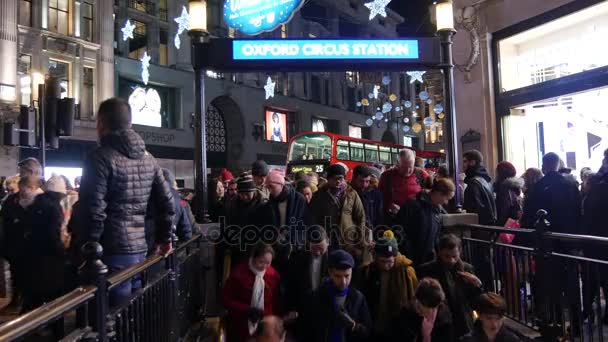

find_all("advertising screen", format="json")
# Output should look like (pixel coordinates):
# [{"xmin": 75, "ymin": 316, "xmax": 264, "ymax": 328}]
[{"xmin": 265, "ymin": 110, "xmax": 287, "ymax": 143}]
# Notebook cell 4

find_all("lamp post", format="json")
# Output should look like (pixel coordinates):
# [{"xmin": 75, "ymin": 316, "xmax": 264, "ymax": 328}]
[
  {"xmin": 188, "ymin": 0, "xmax": 209, "ymax": 223},
  {"xmin": 435, "ymin": 0, "xmax": 461, "ymax": 210}
]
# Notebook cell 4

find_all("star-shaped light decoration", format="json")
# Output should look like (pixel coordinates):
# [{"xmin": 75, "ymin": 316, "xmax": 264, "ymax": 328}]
[
  {"xmin": 121, "ymin": 20, "xmax": 136, "ymax": 41},
  {"xmin": 364, "ymin": 0, "xmax": 391, "ymax": 20},
  {"xmin": 174, "ymin": 6, "xmax": 190, "ymax": 49},
  {"xmin": 141, "ymin": 52, "xmax": 151, "ymax": 85},
  {"xmin": 407, "ymin": 71, "xmax": 426, "ymax": 84},
  {"xmin": 264, "ymin": 77, "xmax": 275, "ymax": 100},
  {"xmin": 372, "ymin": 85, "xmax": 379, "ymax": 99}
]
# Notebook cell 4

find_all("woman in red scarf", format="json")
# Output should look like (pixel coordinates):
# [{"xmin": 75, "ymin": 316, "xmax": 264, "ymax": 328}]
[{"xmin": 222, "ymin": 243, "xmax": 283, "ymax": 342}]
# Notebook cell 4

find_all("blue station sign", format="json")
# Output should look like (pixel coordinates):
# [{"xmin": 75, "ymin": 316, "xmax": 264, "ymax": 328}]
[
  {"xmin": 224, "ymin": 0, "xmax": 305, "ymax": 36},
  {"xmin": 232, "ymin": 39, "xmax": 420, "ymax": 60}
]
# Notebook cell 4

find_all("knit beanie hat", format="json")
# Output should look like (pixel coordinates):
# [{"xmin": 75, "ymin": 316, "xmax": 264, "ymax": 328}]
[
  {"xmin": 46, "ymin": 175, "xmax": 67, "ymax": 194},
  {"xmin": 496, "ymin": 161, "xmax": 517, "ymax": 180},
  {"xmin": 266, "ymin": 170, "xmax": 286, "ymax": 186},
  {"xmin": 237, "ymin": 174, "xmax": 257, "ymax": 192},
  {"xmin": 326, "ymin": 164, "xmax": 347, "ymax": 178},
  {"xmin": 375, "ymin": 230, "xmax": 399, "ymax": 257},
  {"xmin": 219, "ymin": 168, "xmax": 234, "ymax": 182},
  {"xmin": 251, "ymin": 160, "xmax": 270, "ymax": 177}
]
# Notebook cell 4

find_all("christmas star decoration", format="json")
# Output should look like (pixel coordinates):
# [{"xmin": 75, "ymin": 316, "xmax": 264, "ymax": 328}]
[
  {"xmin": 364, "ymin": 0, "xmax": 391, "ymax": 21},
  {"xmin": 141, "ymin": 52, "xmax": 151, "ymax": 85},
  {"xmin": 264, "ymin": 77, "xmax": 275, "ymax": 100},
  {"xmin": 121, "ymin": 20, "xmax": 136, "ymax": 41},
  {"xmin": 174, "ymin": 6, "xmax": 190, "ymax": 49},
  {"xmin": 407, "ymin": 71, "xmax": 426, "ymax": 84},
  {"xmin": 372, "ymin": 86, "xmax": 379, "ymax": 99}
]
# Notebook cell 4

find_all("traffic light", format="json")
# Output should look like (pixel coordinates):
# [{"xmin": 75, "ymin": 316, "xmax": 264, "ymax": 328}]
[
  {"xmin": 19, "ymin": 105, "xmax": 36, "ymax": 146},
  {"xmin": 44, "ymin": 77, "xmax": 60, "ymax": 149},
  {"xmin": 3, "ymin": 121, "xmax": 18, "ymax": 146},
  {"xmin": 57, "ymin": 97, "xmax": 75, "ymax": 136}
]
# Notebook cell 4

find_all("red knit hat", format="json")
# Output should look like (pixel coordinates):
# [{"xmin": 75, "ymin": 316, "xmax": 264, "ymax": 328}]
[
  {"xmin": 218, "ymin": 168, "xmax": 234, "ymax": 182},
  {"xmin": 496, "ymin": 161, "xmax": 517, "ymax": 180}
]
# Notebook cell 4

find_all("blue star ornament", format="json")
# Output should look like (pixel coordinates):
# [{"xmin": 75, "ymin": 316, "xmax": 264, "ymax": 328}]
[
  {"xmin": 140, "ymin": 52, "xmax": 151, "ymax": 85},
  {"xmin": 365, "ymin": 0, "xmax": 391, "ymax": 20},
  {"xmin": 407, "ymin": 71, "xmax": 426, "ymax": 84},
  {"xmin": 264, "ymin": 77, "xmax": 275, "ymax": 100},
  {"xmin": 121, "ymin": 20, "xmax": 136, "ymax": 41}
]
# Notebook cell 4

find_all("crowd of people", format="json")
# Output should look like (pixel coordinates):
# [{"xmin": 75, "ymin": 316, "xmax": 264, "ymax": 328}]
[{"xmin": 1, "ymin": 96, "xmax": 607, "ymax": 342}]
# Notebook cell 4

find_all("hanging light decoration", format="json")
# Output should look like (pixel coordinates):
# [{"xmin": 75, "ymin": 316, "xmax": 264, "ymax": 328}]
[{"xmin": 412, "ymin": 123, "xmax": 422, "ymax": 133}]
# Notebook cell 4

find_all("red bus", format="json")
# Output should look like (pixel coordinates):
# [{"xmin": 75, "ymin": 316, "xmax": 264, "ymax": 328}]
[{"xmin": 286, "ymin": 132, "xmax": 446, "ymax": 179}]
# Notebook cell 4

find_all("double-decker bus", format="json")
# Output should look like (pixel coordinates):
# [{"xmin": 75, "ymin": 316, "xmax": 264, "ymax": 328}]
[{"xmin": 286, "ymin": 132, "xmax": 446, "ymax": 179}]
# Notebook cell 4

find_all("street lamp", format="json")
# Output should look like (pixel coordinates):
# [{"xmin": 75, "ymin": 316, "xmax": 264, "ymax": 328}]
[
  {"xmin": 434, "ymin": 0, "xmax": 461, "ymax": 210},
  {"xmin": 188, "ymin": 0, "xmax": 209, "ymax": 223}
]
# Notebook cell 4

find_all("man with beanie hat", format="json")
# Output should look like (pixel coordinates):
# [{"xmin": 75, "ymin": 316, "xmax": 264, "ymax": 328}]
[
  {"xmin": 462, "ymin": 150, "xmax": 497, "ymax": 226},
  {"xmin": 252, "ymin": 160, "xmax": 271, "ymax": 200},
  {"xmin": 355, "ymin": 231, "xmax": 418, "ymax": 339},
  {"xmin": 222, "ymin": 174, "xmax": 267, "ymax": 266},
  {"xmin": 350, "ymin": 165, "xmax": 384, "ymax": 230},
  {"xmin": 302, "ymin": 249, "xmax": 372, "ymax": 342},
  {"xmin": 308, "ymin": 164, "xmax": 371, "ymax": 266}
]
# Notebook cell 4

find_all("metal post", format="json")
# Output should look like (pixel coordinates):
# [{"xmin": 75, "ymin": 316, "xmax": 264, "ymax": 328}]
[
  {"xmin": 190, "ymin": 32, "xmax": 209, "ymax": 223},
  {"xmin": 438, "ymin": 29, "xmax": 461, "ymax": 211},
  {"xmin": 79, "ymin": 242, "xmax": 109, "ymax": 342},
  {"xmin": 37, "ymin": 83, "xmax": 46, "ymax": 176}
]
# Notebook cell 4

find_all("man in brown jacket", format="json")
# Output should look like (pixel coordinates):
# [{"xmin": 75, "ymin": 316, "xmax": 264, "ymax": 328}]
[{"xmin": 307, "ymin": 164, "xmax": 371, "ymax": 266}]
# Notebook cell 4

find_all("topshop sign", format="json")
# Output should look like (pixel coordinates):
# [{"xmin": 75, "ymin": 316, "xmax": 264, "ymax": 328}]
[
  {"xmin": 224, "ymin": 0, "xmax": 305, "ymax": 36},
  {"xmin": 233, "ymin": 40, "xmax": 420, "ymax": 60}
]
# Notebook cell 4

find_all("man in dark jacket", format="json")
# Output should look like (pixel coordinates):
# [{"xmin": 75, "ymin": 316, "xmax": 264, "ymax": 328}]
[
  {"xmin": 302, "ymin": 249, "xmax": 372, "ymax": 342},
  {"xmin": 286, "ymin": 225, "xmax": 329, "ymax": 338},
  {"xmin": 462, "ymin": 150, "xmax": 497, "ymax": 226},
  {"xmin": 79, "ymin": 98, "xmax": 174, "ymax": 306},
  {"xmin": 350, "ymin": 165, "xmax": 383, "ymax": 232},
  {"xmin": 397, "ymin": 178, "xmax": 454, "ymax": 265},
  {"xmin": 417, "ymin": 234, "xmax": 483, "ymax": 339},
  {"xmin": 145, "ymin": 168, "xmax": 193, "ymax": 254}
]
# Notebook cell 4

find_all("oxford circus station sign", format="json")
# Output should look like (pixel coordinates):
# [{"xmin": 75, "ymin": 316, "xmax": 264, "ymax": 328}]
[{"xmin": 224, "ymin": 0, "xmax": 305, "ymax": 35}]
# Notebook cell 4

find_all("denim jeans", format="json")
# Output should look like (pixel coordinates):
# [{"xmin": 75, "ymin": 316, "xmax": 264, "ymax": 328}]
[{"xmin": 103, "ymin": 253, "xmax": 146, "ymax": 307}]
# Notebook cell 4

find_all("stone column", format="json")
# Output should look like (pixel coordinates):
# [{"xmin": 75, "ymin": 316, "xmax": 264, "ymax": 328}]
[
  {"xmin": 97, "ymin": 0, "xmax": 115, "ymax": 105},
  {"xmin": 0, "ymin": 0, "xmax": 18, "ymax": 97}
]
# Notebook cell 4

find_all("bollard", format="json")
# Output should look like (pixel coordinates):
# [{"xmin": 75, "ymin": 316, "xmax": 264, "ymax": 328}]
[{"xmin": 79, "ymin": 241, "xmax": 109, "ymax": 342}]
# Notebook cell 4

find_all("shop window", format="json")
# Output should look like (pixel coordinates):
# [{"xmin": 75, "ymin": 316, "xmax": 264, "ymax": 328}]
[
  {"xmin": 498, "ymin": 1, "xmax": 608, "ymax": 92},
  {"xmin": 18, "ymin": 55, "xmax": 32, "ymax": 106},
  {"xmin": 159, "ymin": 0, "xmax": 168, "ymax": 21},
  {"xmin": 49, "ymin": 0, "xmax": 69, "ymax": 35},
  {"xmin": 81, "ymin": 2, "xmax": 93, "ymax": 41},
  {"xmin": 128, "ymin": 20, "xmax": 147, "ymax": 60},
  {"xmin": 118, "ymin": 78, "xmax": 177, "ymax": 128},
  {"xmin": 159, "ymin": 29, "xmax": 168, "ymax": 66},
  {"xmin": 312, "ymin": 118, "xmax": 326, "ymax": 132},
  {"xmin": 128, "ymin": 0, "xmax": 154, "ymax": 15},
  {"xmin": 19, "ymin": 0, "xmax": 32, "ymax": 26},
  {"xmin": 348, "ymin": 125, "xmax": 362, "ymax": 139},
  {"xmin": 48, "ymin": 59, "xmax": 70, "ymax": 98},
  {"xmin": 80, "ymin": 67, "xmax": 94, "ymax": 120}
]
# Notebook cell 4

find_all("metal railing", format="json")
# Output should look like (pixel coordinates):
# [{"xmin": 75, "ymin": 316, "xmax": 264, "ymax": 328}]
[
  {"xmin": 451, "ymin": 210, "xmax": 608, "ymax": 341},
  {"xmin": 0, "ymin": 235, "xmax": 203, "ymax": 342}
]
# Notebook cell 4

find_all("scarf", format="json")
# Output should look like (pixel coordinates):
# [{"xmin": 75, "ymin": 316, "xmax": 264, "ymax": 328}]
[
  {"xmin": 248, "ymin": 258, "xmax": 266, "ymax": 336},
  {"xmin": 325, "ymin": 278, "xmax": 350, "ymax": 342},
  {"xmin": 421, "ymin": 307, "xmax": 438, "ymax": 342}
]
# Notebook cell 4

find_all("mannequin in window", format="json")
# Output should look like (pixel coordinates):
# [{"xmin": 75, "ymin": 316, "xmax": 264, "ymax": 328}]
[{"xmin": 271, "ymin": 113, "xmax": 284, "ymax": 142}]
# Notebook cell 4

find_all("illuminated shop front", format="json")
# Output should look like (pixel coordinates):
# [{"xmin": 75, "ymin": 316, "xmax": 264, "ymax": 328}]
[{"xmin": 494, "ymin": 1, "xmax": 608, "ymax": 177}]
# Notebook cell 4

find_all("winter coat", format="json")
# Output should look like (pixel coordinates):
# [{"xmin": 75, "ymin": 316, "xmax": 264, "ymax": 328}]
[
  {"xmin": 495, "ymin": 177, "xmax": 523, "ymax": 227},
  {"xmin": 145, "ymin": 187, "xmax": 193, "ymax": 253},
  {"xmin": 221, "ymin": 260, "xmax": 282, "ymax": 342},
  {"xmin": 391, "ymin": 303, "xmax": 454, "ymax": 342},
  {"xmin": 302, "ymin": 282, "xmax": 372, "ymax": 342},
  {"xmin": 417, "ymin": 260, "xmax": 482, "ymax": 338},
  {"xmin": 222, "ymin": 192, "xmax": 266, "ymax": 265},
  {"xmin": 308, "ymin": 185, "xmax": 372, "ymax": 265},
  {"xmin": 0, "ymin": 193, "xmax": 28, "ymax": 262},
  {"xmin": 286, "ymin": 251, "xmax": 329, "ymax": 312},
  {"xmin": 355, "ymin": 254, "xmax": 418, "ymax": 326},
  {"xmin": 355, "ymin": 187, "xmax": 384, "ymax": 230},
  {"xmin": 21, "ymin": 191, "xmax": 67, "ymax": 298},
  {"xmin": 583, "ymin": 172, "xmax": 608, "ymax": 260},
  {"xmin": 460, "ymin": 320, "xmax": 520, "ymax": 342},
  {"xmin": 398, "ymin": 191, "xmax": 447, "ymax": 266},
  {"xmin": 521, "ymin": 171, "xmax": 581, "ymax": 235},
  {"xmin": 379, "ymin": 167, "xmax": 429, "ymax": 211},
  {"xmin": 79, "ymin": 129, "xmax": 174, "ymax": 255},
  {"xmin": 463, "ymin": 166, "xmax": 497, "ymax": 226}
]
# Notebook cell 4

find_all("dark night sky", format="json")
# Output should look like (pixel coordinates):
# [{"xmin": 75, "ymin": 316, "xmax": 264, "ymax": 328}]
[{"xmin": 388, "ymin": 0, "xmax": 438, "ymax": 36}]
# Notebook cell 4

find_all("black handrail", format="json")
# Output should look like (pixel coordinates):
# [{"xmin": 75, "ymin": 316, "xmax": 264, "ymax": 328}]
[
  {"xmin": 0, "ymin": 286, "xmax": 96, "ymax": 341},
  {"xmin": 107, "ymin": 255, "xmax": 163, "ymax": 290}
]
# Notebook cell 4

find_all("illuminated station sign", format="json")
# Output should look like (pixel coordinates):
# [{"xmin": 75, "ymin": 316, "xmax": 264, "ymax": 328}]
[{"xmin": 232, "ymin": 40, "xmax": 420, "ymax": 60}]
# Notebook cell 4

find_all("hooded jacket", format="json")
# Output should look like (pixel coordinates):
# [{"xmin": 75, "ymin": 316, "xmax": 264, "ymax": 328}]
[
  {"xmin": 79, "ymin": 129, "xmax": 174, "ymax": 255},
  {"xmin": 356, "ymin": 254, "xmax": 418, "ymax": 326},
  {"xmin": 398, "ymin": 191, "xmax": 447, "ymax": 266},
  {"xmin": 495, "ymin": 177, "xmax": 523, "ymax": 226},
  {"xmin": 463, "ymin": 166, "xmax": 497, "ymax": 226}
]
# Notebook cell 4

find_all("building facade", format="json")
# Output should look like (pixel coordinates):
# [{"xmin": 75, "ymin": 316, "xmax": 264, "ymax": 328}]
[
  {"xmin": 452, "ymin": 0, "xmax": 607, "ymax": 178},
  {"xmin": 0, "ymin": 0, "xmax": 447, "ymax": 187}
]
